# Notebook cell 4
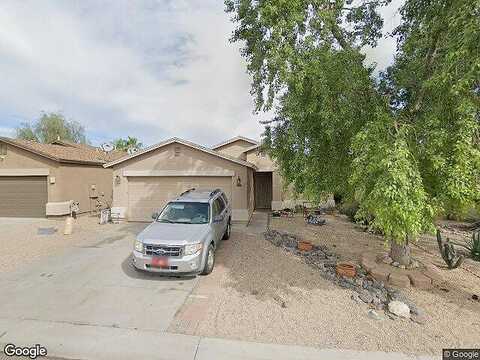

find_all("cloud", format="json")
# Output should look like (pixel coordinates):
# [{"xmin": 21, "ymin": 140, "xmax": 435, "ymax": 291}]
[
  {"xmin": 0, "ymin": 127, "xmax": 15, "ymax": 137},
  {"xmin": 0, "ymin": 0, "xmax": 268, "ymax": 146},
  {"xmin": 363, "ymin": 0, "xmax": 403, "ymax": 72},
  {"xmin": 0, "ymin": 1, "xmax": 401, "ymax": 147}
]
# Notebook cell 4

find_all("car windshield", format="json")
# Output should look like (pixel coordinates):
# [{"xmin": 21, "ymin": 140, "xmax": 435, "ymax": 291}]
[{"xmin": 157, "ymin": 202, "xmax": 209, "ymax": 224}]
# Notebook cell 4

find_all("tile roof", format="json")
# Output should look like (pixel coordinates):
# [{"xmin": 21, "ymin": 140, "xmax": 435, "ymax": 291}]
[{"xmin": 0, "ymin": 137, "xmax": 125, "ymax": 165}]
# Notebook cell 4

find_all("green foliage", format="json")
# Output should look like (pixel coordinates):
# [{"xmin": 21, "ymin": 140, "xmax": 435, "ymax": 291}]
[
  {"xmin": 15, "ymin": 123, "xmax": 37, "ymax": 141},
  {"xmin": 113, "ymin": 136, "xmax": 143, "ymax": 151},
  {"xmin": 350, "ymin": 115, "xmax": 435, "ymax": 240},
  {"xmin": 383, "ymin": 0, "xmax": 480, "ymax": 219},
  {"xmin": 16, "ymin": 112, "xmax": 87, "ymax": 144},
  {"xmin": 227, "ymin": 0, "xmax": 480, "ymax": 248},
  {"xmin": 225, "ymin": 0, "xmax": 388, "ymax": 110}
]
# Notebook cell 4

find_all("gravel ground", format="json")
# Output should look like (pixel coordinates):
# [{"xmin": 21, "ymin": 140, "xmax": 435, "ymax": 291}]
[
  {"xmin": 169, "ymin": 215, "xmax": 480, "ymax": 356},
  {"xmin": 0, "ymin": 215, "xmax": 141, "ymax": 273}
]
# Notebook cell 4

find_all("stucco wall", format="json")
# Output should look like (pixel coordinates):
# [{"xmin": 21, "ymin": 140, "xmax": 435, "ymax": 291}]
[
  {"xmin": 0, "ymin": 142, "xmax": 60, "ymax": 203},
  {"xmin": 57, "ymin": 164, "xmax": 113, "ymax": 213},
  {"xmin": 111, "ymin": 142, "xmax": 252, "ymax": 221},
  {"xmin": 246, "ymin": 149, "xmax": 276, "ymax": 172},
  {"xmin": 215, "ymin": 139, "xmax": 256, "ymax": 159}
]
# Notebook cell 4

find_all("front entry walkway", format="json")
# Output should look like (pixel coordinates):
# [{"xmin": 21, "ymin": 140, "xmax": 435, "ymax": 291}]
[{"xmin": 246, "ymin": 211, "xmax": 268, "ymax": 234}]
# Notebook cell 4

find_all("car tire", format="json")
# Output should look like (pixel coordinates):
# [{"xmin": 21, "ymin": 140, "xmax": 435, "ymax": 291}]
[
  {"xmin": 200, "ymin": 243, "xmax": 215, "ymax": 275},
  {"xmin": 222, "ymin": 219, "xmax": 231, "ymax": 240}
]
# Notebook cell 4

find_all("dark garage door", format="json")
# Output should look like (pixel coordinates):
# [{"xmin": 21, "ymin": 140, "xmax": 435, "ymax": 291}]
[{"xmin": 0, "ymin": 176, "xmax": 47, "ymax": 217}]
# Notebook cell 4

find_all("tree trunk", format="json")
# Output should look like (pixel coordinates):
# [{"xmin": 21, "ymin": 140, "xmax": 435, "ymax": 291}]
[{"xmin": 390, "ymin": 239, "xmax": 411, "ymax": 266}]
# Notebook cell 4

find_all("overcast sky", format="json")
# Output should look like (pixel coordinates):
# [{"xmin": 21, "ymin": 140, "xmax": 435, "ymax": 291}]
[{"xmin": 0, "ymin": 0, "xmax": 402, "ymax": 147}]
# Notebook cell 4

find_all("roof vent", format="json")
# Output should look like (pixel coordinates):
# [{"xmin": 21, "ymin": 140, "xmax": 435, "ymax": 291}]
[{"xmin": 174, "ymin": 146, "xmax": 181, "ymax": 157}]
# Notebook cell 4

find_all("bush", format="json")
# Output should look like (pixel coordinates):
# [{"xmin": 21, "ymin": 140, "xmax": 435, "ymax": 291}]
[{"xmin": 339, "ymin": 202, "xmax": 359, "ymax": 222}]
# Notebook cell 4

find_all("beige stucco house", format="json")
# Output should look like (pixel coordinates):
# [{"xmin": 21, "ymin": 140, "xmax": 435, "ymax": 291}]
[
  {"xmin": 0, "ymin": 137, "xmax": 121, "ymax": 217},
  {"xmin": 105, "ymin": 136, "xmax": 300, "ymax": 222}
]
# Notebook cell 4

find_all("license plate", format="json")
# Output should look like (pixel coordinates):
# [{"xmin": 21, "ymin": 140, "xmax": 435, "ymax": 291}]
[{"xmin": 151, "ymin": 257, "xmax": 169, "ymax": 268}]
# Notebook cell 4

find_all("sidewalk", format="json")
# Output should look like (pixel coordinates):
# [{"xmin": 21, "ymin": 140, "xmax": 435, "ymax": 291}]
[{"xmin": 0, "ymin": 317, "xmax": 439, "ymax": 360}]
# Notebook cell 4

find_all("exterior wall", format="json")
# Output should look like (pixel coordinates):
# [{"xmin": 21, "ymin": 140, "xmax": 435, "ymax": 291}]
[
  {"xmin": 246, "ymin": 149, "xmax": 276, "ymax": 171},
  {"xmin": 0, "ymin": 141, "xmax": 112, "ymax": 215},
  {"xmin": 57, "ymin": 164, "xmax": 113, "ymax": 213},
  {"xmin": 245, "ymin": 149, "xmax": 304, "ymax": 210},
  {"xmin": 0, "ymin": 142, "xmax": 60, "ymax": 203},
  {"xmin": 111, "ymin": 142, "xmax": 252, "ymax": 221},
  {"xmin": 215, "ymin": 139, "xmax": 256, "ymax": 159}
]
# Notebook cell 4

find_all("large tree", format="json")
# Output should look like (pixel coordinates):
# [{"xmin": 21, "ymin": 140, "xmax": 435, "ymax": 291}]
[
  {"xmin": 226, "ymin": 0, "xmax": 480, "ymax": 264},
  {"xmin": 16, "ymin": 112, "xmax": 87, "ymax": 144}
]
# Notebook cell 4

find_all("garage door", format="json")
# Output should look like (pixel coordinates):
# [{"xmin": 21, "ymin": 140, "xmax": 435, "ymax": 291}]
[
  {"xmin": 127, "ymin": 176, "xmax": 232, "ymax": 222},
  {"xmin": 0, "ymin": 176, "xmax": 47, "ymax": 217}
]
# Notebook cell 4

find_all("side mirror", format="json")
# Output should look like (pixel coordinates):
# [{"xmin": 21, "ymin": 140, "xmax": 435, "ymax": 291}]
[
  {"xmin": 213, "ymin": 215, "xmax": 224, "ymax": 223},
  {"xmin": 151, "ymin": 212, "xmax": 159, "ymax": 220}
]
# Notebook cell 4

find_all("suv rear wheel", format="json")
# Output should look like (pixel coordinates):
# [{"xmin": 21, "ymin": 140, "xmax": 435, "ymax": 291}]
[{"xmin": 201, "ymin": 243, "xmax": 215, "ymax": 275}]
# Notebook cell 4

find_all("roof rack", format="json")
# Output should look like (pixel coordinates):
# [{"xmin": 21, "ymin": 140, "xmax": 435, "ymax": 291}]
[{"xmin": 180, "ymin": 188, "xmax": 196, "ymax": 196}]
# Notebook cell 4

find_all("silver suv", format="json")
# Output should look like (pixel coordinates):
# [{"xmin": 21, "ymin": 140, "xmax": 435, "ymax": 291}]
[{"xmin": 132, "ymin": 188, "xmax": 231, "ymax": 275}]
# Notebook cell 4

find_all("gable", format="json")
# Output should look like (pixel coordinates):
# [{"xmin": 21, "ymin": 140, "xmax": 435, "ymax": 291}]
[
  {"xmin": 111, "ymin": 142, "xmax": 250, "ymax": 174},
  {"xmin": 214, "ymin": 139, "xmax": 258, "ymax": 159},
  {"xmin": 105, "ymin": 138, "xmax": 255, "ymax": 169}
]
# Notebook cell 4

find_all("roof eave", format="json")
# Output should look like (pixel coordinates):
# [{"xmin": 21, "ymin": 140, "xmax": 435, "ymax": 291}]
[
  {"xmin": 104, "ymin": 137, "xmax": 257, "ymax": 170},
  {"xmin": 211, "ymin": 136, "xmax": 259, "ymax": 150},
  {"xmin": 0, "ymin": 137, "xmax": 60, "ymax": 162},
  {"xmin": 0, "ymin": 137, "xmax": 106, "ymax": 166}
]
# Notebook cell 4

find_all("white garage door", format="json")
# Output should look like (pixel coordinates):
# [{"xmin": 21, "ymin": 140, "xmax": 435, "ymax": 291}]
[{"xmin": 127, "ymin": 176, "xmax": 232, "ymax": 221}]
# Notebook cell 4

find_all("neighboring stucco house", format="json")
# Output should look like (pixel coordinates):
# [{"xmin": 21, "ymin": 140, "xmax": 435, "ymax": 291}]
[
  {"xmin": 0, "ymin": 137, "xmax": 121, "ymax": 217},
  {"xmin": 105, "ymin": 136, "xmax": 301, "ymax": 222}
]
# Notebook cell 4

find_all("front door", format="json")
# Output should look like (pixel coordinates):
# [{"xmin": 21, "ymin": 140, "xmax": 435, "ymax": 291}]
[{"xmin": 254, "ymin": 172, "xmax": 272, "ymax": 209}]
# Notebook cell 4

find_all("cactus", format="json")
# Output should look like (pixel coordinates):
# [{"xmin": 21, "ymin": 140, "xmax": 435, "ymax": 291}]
[
  {"xmin": 468, "ymin": 231, "xmax": 480, "ymax": 261},
  {"xmin": 436, "ymin": 230, "xmax": 464, "ymax": 269}
]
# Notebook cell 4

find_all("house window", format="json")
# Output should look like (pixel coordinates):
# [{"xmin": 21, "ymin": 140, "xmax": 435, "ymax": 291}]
[{"xmin": 0, "ymin": 143, "xmax": 7, "ymax": 156}]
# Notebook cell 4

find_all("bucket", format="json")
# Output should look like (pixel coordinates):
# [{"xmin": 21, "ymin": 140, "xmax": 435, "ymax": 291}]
[
  {"xmin": 298, "ymin": 241, "xmax": 313, "ymax": 252},
  {"xmin": 336, "ymin": 263, "xmax": 356, "ymax": 278},
  {"xmin": 64, "ymin": 216, "xmax": 73, "ymax": 235}
]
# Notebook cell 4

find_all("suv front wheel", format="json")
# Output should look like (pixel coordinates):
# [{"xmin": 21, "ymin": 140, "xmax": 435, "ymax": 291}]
[
  {"xmin": 222, "ymin": 218, "xmax": 231, "ymax": 240},
  {"xmin": 201, "ymin": 243, "xmax": 215, "ymax": 275}
]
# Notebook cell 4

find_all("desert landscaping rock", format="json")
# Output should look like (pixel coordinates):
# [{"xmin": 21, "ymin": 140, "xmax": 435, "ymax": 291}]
[
  {"xmin": 359, "ymin": 292, "xmax": 373, "ymax": 304},
  {"xmin": 367, "ymin": 309, "xmax": 383, "ymax": 321},
  {"xmin": 423, "ymin": 264, "xmax": 444, "ymax": 283},
  {"xmin": 411, "ymin": 313, "xmax": 428, "ymax": 325},
  {"xmin": 388, "ymin": 272, "xmax": 411, "ymax": 288},
  {"xmin": 369, "ymin": 266, "xmax": 390, "ymax": 282},
  {"xmin": 361, "ymin": 253, "xmax": 376, "ymax": 272},
  {"xmin": 264, "ymin": 229, "xmax": 423, "ymax": 322},
  {"xmin": 408, "ymin": 272, "xmax": 433, "ymax": 289},
  {"xmin": 388, "ymin": 301, "xmax": 410, "ymax": 318}
]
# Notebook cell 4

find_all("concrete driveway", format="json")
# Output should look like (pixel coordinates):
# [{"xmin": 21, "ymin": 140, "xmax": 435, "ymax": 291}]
[{"xmin": 0, "ymin": 217, "xmax": 200, "ymax": 357}]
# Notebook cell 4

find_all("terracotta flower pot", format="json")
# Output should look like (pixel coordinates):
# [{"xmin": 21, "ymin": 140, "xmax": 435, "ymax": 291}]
[
  {"xmin": 298, "ymin": 241, "xmax": 313, "ymax": 252},
  {"xmin": 336, "ymin": 263, "xmax": 356, "ymax": 278}
]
